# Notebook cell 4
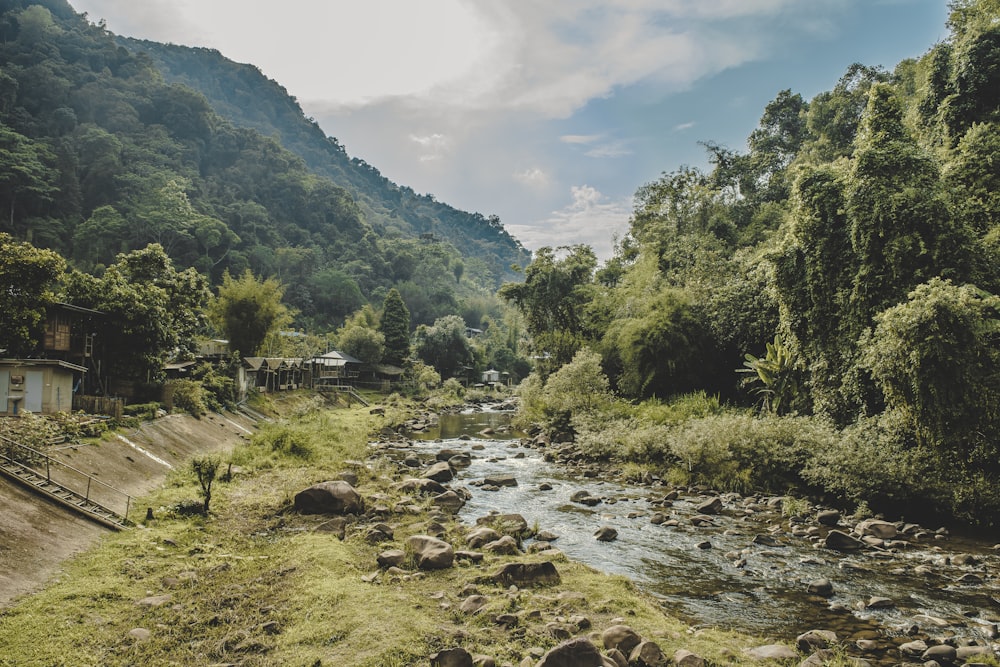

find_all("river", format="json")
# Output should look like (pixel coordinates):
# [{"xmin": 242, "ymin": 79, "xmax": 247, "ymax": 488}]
[{"xmin": 388, "ymin": 406, "xmax": 1000, "ymax": 649}]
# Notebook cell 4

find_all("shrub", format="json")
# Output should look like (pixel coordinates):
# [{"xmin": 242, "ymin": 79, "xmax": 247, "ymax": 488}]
[{"xmin": 167, "ymin": 379, "xmax": 207, "ymax": 417}]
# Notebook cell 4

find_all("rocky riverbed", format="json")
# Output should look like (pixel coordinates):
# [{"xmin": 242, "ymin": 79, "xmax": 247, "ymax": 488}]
[{"xmin": 364, "ymin": 404, "xmax": 1000, "ymax": 666}]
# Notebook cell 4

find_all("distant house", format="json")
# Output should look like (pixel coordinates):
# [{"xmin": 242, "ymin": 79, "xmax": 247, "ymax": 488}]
[
  {"xmin": 241, "ymin": 357, "xmax": 306, "ymax": 394},
  {"xmin": 309, "ymin": 351, "xmax": 362, "ymax": 388},
  {"xmin": 41, "ymin": 302, "xmax": 103, "ymax": 394},
  {"xmin": 481, "ymin": 368, "xmax": 501, "ymax": 384},
  {"xmin": 0, "ymin": 359, "xmax": 87, "ymax": 416}
]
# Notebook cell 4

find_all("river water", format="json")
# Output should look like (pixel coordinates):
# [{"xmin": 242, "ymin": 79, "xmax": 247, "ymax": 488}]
[{"xmin": 389, "ymin": 407, "xmax": 1000, "ymax": 647}]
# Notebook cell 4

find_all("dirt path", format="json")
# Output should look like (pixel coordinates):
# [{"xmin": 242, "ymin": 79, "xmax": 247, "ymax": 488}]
[{"xmin": 0, "ymin": 410, "xmax": 259, "ymax": 607}]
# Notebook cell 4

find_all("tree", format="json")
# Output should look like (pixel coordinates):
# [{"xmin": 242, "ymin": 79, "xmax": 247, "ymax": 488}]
[
  {"xmin": 63, "ymin": 245, "xmax": 210, "ymax": 385},
  {"xmin": 378, "ymin": 287, "xmax": 410, "ymax": 366},
  {"xmin": 191, "ymin": 456, "xmax": 220, "ymax": 514},
  {"xmin": 0, "ymin": 233, "xmax": 65, "ymax": 356},
  {"xmin": 209, "ymin": 269, "xmax": 292, "ymax": 356},
  {"xmin": 498, "ymin": 245, "xmax": 596, "ymax": 369},
  {"xmin": 0, "ymin": 124, "xmax": 57, "ymax": 231},
  {"xmin": 337, "ymin": 325, "xmax": 385, "ymax": 365},
  {"xmin": 412, "ymin": 315, "xmax": 473, "ymax": 379},
  {"xmin": 863, "ymin": 278, "xmax": 1000, "ymax": 472}
]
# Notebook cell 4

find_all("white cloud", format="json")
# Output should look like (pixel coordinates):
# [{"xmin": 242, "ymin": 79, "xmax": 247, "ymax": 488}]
[
  {"xmin": 508, "ymin": 185, "xmax": 632, "ymax": 261},
  {"xmin": 513, "ymin": 167, "xmax": 551, "ymax": 188},
  {"xmin": 673, "ymin": 121, "xmax": 696, "ymax": 132},
  {"xmin": 410, "ymin": 133, "xmax": 450, "ymax": 162},
  {"xmin": 560, "ymin": 134, "xmax": 603, "ymax": 145}
]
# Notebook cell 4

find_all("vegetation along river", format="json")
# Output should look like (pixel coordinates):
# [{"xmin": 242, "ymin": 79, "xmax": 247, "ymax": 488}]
[{"xmin": 388, "ymin": 406, "xmax": 1000, "ymax": 647}]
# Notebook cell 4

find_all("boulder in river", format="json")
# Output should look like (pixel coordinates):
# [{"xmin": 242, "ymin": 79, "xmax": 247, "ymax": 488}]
[
  {"xmin": 595, "ymin": 525, "xmax": 618, "ymax": 542},
  {"xmin": 696, "ymin": 497, "xmax": 723, "ymax": 514},
  {"xmin": 823, "ymin": 530, "xmax": 864, "ymax": 552},
  {"xmin": 423, "ymin": 461, "xmax": 454, "ymax": 483},
  {"xmin": 816, "ymin": 509, "xmax": 841, "ymax": 526}
]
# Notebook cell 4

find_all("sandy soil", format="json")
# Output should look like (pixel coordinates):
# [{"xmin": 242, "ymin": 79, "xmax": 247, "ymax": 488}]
[{"xmin": 0, "ymin": 410, "xmax": 259, "ymax": 607}]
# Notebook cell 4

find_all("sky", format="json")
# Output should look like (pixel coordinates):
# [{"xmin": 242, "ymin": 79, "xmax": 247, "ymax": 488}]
[{"xmin": 68, "ymin": 0, "xmax": 951, "ymax": 261}]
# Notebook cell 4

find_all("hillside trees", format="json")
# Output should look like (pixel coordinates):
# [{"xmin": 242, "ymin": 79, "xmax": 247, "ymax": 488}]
[
  {"xmin": 378, "ymin": 287, "xmax": 410, "ymax": 367},
  {"xmin": 63, "ymin": 244, "xmax": 210, "ymax": 386},
  {"xmin": 0, "ymin": 232, "xmax": 64, "ymax": 356},
  {"xmin": 208, "ymin": 269, "xmax": 291, "ymax": 357}
]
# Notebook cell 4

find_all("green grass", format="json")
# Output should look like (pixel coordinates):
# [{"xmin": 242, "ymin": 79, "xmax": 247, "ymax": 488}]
[{"xmin": 0, "ymin": 396, "xmax": 771, "ymax": 666}]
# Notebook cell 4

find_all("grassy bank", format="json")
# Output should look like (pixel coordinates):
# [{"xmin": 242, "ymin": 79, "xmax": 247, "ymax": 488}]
[{"xmin": 0, "ymin": 396, "xmax": 763, "ymax": 666}]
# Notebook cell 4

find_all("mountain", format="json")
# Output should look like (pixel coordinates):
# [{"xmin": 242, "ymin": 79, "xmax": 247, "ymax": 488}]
[
  {"xmin": 0, "ymin": 0, "xmax": 529, "ymax": 330},
  {"xmin": 121, "ymin": 38, "xmax": 530, "ymax": 287}
]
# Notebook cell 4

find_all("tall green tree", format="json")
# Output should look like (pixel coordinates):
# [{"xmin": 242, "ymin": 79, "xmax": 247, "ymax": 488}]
[
  {"xmin": 412, "ymin": 314, "xmax": 473, "ymax": 380},
  {"xmin": 0, "ymin": 233, "xmax": 65, "ymax": 357},
  {"xmin": 209, "ymin": 269, "xmax": 292, "ymax": 356},
  {"xmin": 498, "ymin": 245, "xmax": 596, "ymax": 370},
  {"xmin": 378, "ymin": 287, "xmax": 410, "ymax": 366}
]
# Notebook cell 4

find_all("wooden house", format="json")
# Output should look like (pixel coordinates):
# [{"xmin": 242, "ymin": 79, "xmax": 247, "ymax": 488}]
[{"xmin": 310, "ymin": 351, "xmax": 362, "ymax": 388}]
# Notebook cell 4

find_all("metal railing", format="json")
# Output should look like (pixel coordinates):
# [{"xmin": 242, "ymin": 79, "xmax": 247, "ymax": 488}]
[{"xmin": 0, "ymin": 434, "xmax": 132, "ymax": 525}]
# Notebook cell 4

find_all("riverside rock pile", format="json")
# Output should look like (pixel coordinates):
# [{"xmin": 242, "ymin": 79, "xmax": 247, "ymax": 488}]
[{"xmin": 310, "ymin": 407, "xmax": 1000, "ymax": 666}]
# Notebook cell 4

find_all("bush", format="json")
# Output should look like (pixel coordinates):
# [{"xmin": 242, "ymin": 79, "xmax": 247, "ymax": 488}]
[{"xmin": 167, "ymin": 379, "xmax": 207, "ymax": 417}]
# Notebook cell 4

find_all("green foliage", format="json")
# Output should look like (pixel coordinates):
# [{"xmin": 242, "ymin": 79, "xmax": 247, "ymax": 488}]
[
  {"xmin": 209, "ymin": 269, "xmax": 292, "ymax": 356},
  {"xmin": 337, "ymin": 324, "xmax": 385, "ymax": 365},
  {"xmin": 740, "ymin": 335, "xmax": 801, "ymax": 415},
  {"xmin": 863, "ymin": 278, "xmax": 1000, "ymax": 470},
  {"xmin": 412, "ymin": 314, "xmax": 473, "ymax": 380},
  {"xmin": 378, "ymin": 287, "xmax": 410, "ymax": 366},
  {"xmin": 167, "ymin": 379, "xmax": 207, "ymax": 417},
  {"xmin": 0, "ymin": 232, "xmax": 64, "ymax": 356},
  {"xmin": 190, "ymin": 455, "xmax": 220, "ymax": 514}
]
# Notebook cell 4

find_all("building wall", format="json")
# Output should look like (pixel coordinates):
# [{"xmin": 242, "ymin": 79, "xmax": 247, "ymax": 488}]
[{"xmin": 1, "ymin": 365, "xmax": 77, "ymax": 415}]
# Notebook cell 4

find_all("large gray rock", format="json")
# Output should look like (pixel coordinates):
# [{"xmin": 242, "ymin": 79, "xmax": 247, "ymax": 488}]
[
  {"xmin": 483, "ymin": 535, "xmax": 521, "ymax": 555},
  {"xmin": 601, "ymin": 624, "xmax": 642, "ymax": 656},
  {"xmin": 483, "ymin": 474, "xmax": 518, "ymax": 487},
  {"xmin": 536, "ymin": 638, "xmax": 606, "ymax": 666},
  {"xmin": 466, "ymin": 526, "xmax": 501, "ymax": 549},
  {"xmin": 816, "ymin": 509, "xmax": 841, "ymax": 526},
  {"xmin": 673, "ymin": 649, "xmax": 705, "ymax": 667},
  {"xmin": 796, "ymin": 630, "xmax": 837, "ymax": 652},
  {"xmin": 423, "ymin": 461, "xmax": 455, "ymax": 483},
  {"xmin": 570, "ymin": 490, "xmax": 602, "ymax": 506},
  {"xmin": 476, "ymin": 513, "xmax": 530, "ymax": 537},
  {"xmin": 630, "ymin": 640, "xmax": 665, "ymax": 666},
  {"xmin": 433, "ymin": 490, "xmax": 466, "ymax": 513},
  {"xmin": 397, "ymin": 477, "xmax": 447, "ymax": 495},
  {"xmin": 856, "ymin": 519, "xmax": 897, "ymax": 540},
  {"xmin": 823, "ymin": 530, "xmax": 864, "ymax": 552},
  {"xmin": 806, "ymin": 578, "xmax": 834, "ymax": 597},
  {"xmin": 430, "ymin": 647, "xmax": 473, "ymax": 667},
  {"xmin": 293, "ymin": 481, "xmax": 363, "ymax": 515},
  {"xmin": 746, "ymin": 644, "xmax": 798, "ymax": 661},
  {"xmin": 406, "ymin": 534, "xmax": 454, "ymax": 570},
  {"xmin": 921, "ymin": 644, "xmax": 957, "ymax": 663},
  {"xmin": 696, "ymin": 497, "xmax": 723, "ymax": 514},
  {"xmin": 595, "ymin": 525, "xmax": 619, "ymax": 542},
  {"xmin": 490, "ymin": 561, "xmax": 560, "ymax": 587}
]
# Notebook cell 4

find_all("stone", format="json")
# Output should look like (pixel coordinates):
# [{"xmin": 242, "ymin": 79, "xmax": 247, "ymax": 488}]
[
  {"xmin": 430, "ymin": 647, "xmax": 474, "ymax": 667},
  {"xmin": 690, "ymin": 515, "xmax": 715, "ymax": 527},
  {"xmin": 483, "ymin": 535, "xmax": 521, "ymax": 555},
  {"xmin": 546, "ymin": 622, "xmax": 573, "ymax": 640},
  {"xmin": 673, "ymin": 649, "xmax": 705, "ymax": 667},
  {"xmin": 956, "ymin": 646, "xmax": 992, "ymax": 660},
  {"xmin": 314, "ymin": 516, "xmax": 348, "ymax": 539},
  {"xmin": 595, "ymin": 526, "xmax": 618, "ymax": 542},
  {"xmin": 535, "ymin": 530, "xmax": 559, "ymax": 541},
  {"xmin": 816, "ymin": 509, "xmax": 841, "ymax": 526},
  {"xmin": 477, "ymin": 513, "xmax": 530, "ymax": 536},
  {"xmin": 460, "ymin": 595, "xmax": 488, "ymax": 614},
  {"xmin": 570, "ymin": 490, "xmax": 602, "ymax": 506},
  {"xmin": 806, "ymin": 578, "xmax": 834, "ymax": 596},
  {"xmin": 865, "ymin": 596, "xmax": 893, "ymax": 609},
  {"xmin": 696, "ymin": 497, "xmax": 723, "ymax": 514},
  {"xmin": 856, "ymin": 519, "xmax": 897, "ymax": 540},
  {"xmin": 898, "ymin": 640, "xmax": 928, "ymax": 657},
  {"xmin": 128, "ymin": 628, "xmax": 151, "ymax": 641},
  {"xmin": 796, "ymin": 630, "xmax": 837, "ymax": 652},
  {"xmin": 406, "ymin": 535, "xmax": 454, "ymax": 570},
  {"xmin": 536, "ymin": 638, "xmax": 605, "ymax": 666},
  {"xmin": 921, "ymin": 645, "xmax": 957, "ymax": 662},
  {"xmin": 449, "ymin": 454, "xmax": 473, "ymax": 468},
  {"xmin": 484, "ymin": 474, "xmax": 518, "ymax": 487},
  {"xmin": 491, "ymin": 561, "xmax": 560, "ymax": 587},
  {"xmin": 423, "ymin": 461, "xmax": 455, "ymax": 483},
  {"xmin": 629, "ymin": 640, "xmax": 665, "ymax": 666},
  {"xmin": 135, "ymin": 594, "xmax": 172, "ymax": 608},
  {"xmin": 455, "ymin": 550, "xmax": 484, "ymax": 563},
  {"xmin": 823, "ymin": 530, "xmax": 864, "ymax": 552},
  {"xmin": 377, "ymin": 549, "xmax": 407, "ymax": 568},
  {"xmin": 397, "ymin": 477, "xmax": 447, "ymax": 495},
  {"xmin": 601, "ymin": 624, "xmax": 642, "ymax": 656},
  {"xmin": 467, "ymin": 526, "xmax": 502, "ymax": 549},
  {"xmin": 433, "ymin": 490, "xmax": 466, "ymax": 512},
  {"xmin": 294, "ymin": 481, "xmax": 363, "ymax": 515},
  {"xmin": 753, "ymin": 534, "xmax": 780, "ymax": 546},
  {"xmin": 746, "ymin": 644, "xmax": 798, "ymax": 661}
]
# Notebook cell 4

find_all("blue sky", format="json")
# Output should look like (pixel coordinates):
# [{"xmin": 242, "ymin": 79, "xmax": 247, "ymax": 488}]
[{"xmin": 69, "ymin": 1, "xmax": 951, "ymax": 260}]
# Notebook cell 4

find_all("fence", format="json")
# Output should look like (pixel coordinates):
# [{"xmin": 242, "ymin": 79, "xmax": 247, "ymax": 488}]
[
  {"xmin": 0, "ymin": 434, "xmax": 133, "ymax": 523},
  {"xmin": 72, "ymin": 395, "xmax": 124, "ymax": 419}
]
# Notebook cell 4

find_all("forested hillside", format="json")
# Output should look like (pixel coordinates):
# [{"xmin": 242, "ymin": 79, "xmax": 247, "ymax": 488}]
[
  {"xmin": 122, "ymin": 38, "xmax": 530, "ymax": 290},
  {"xmin": 0, "ymin": 0, "xmax": 528, "ymax": 332},
  {"xmin": 501, "ymin": 0, "xmax": 1000, "ymax": 525}
]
